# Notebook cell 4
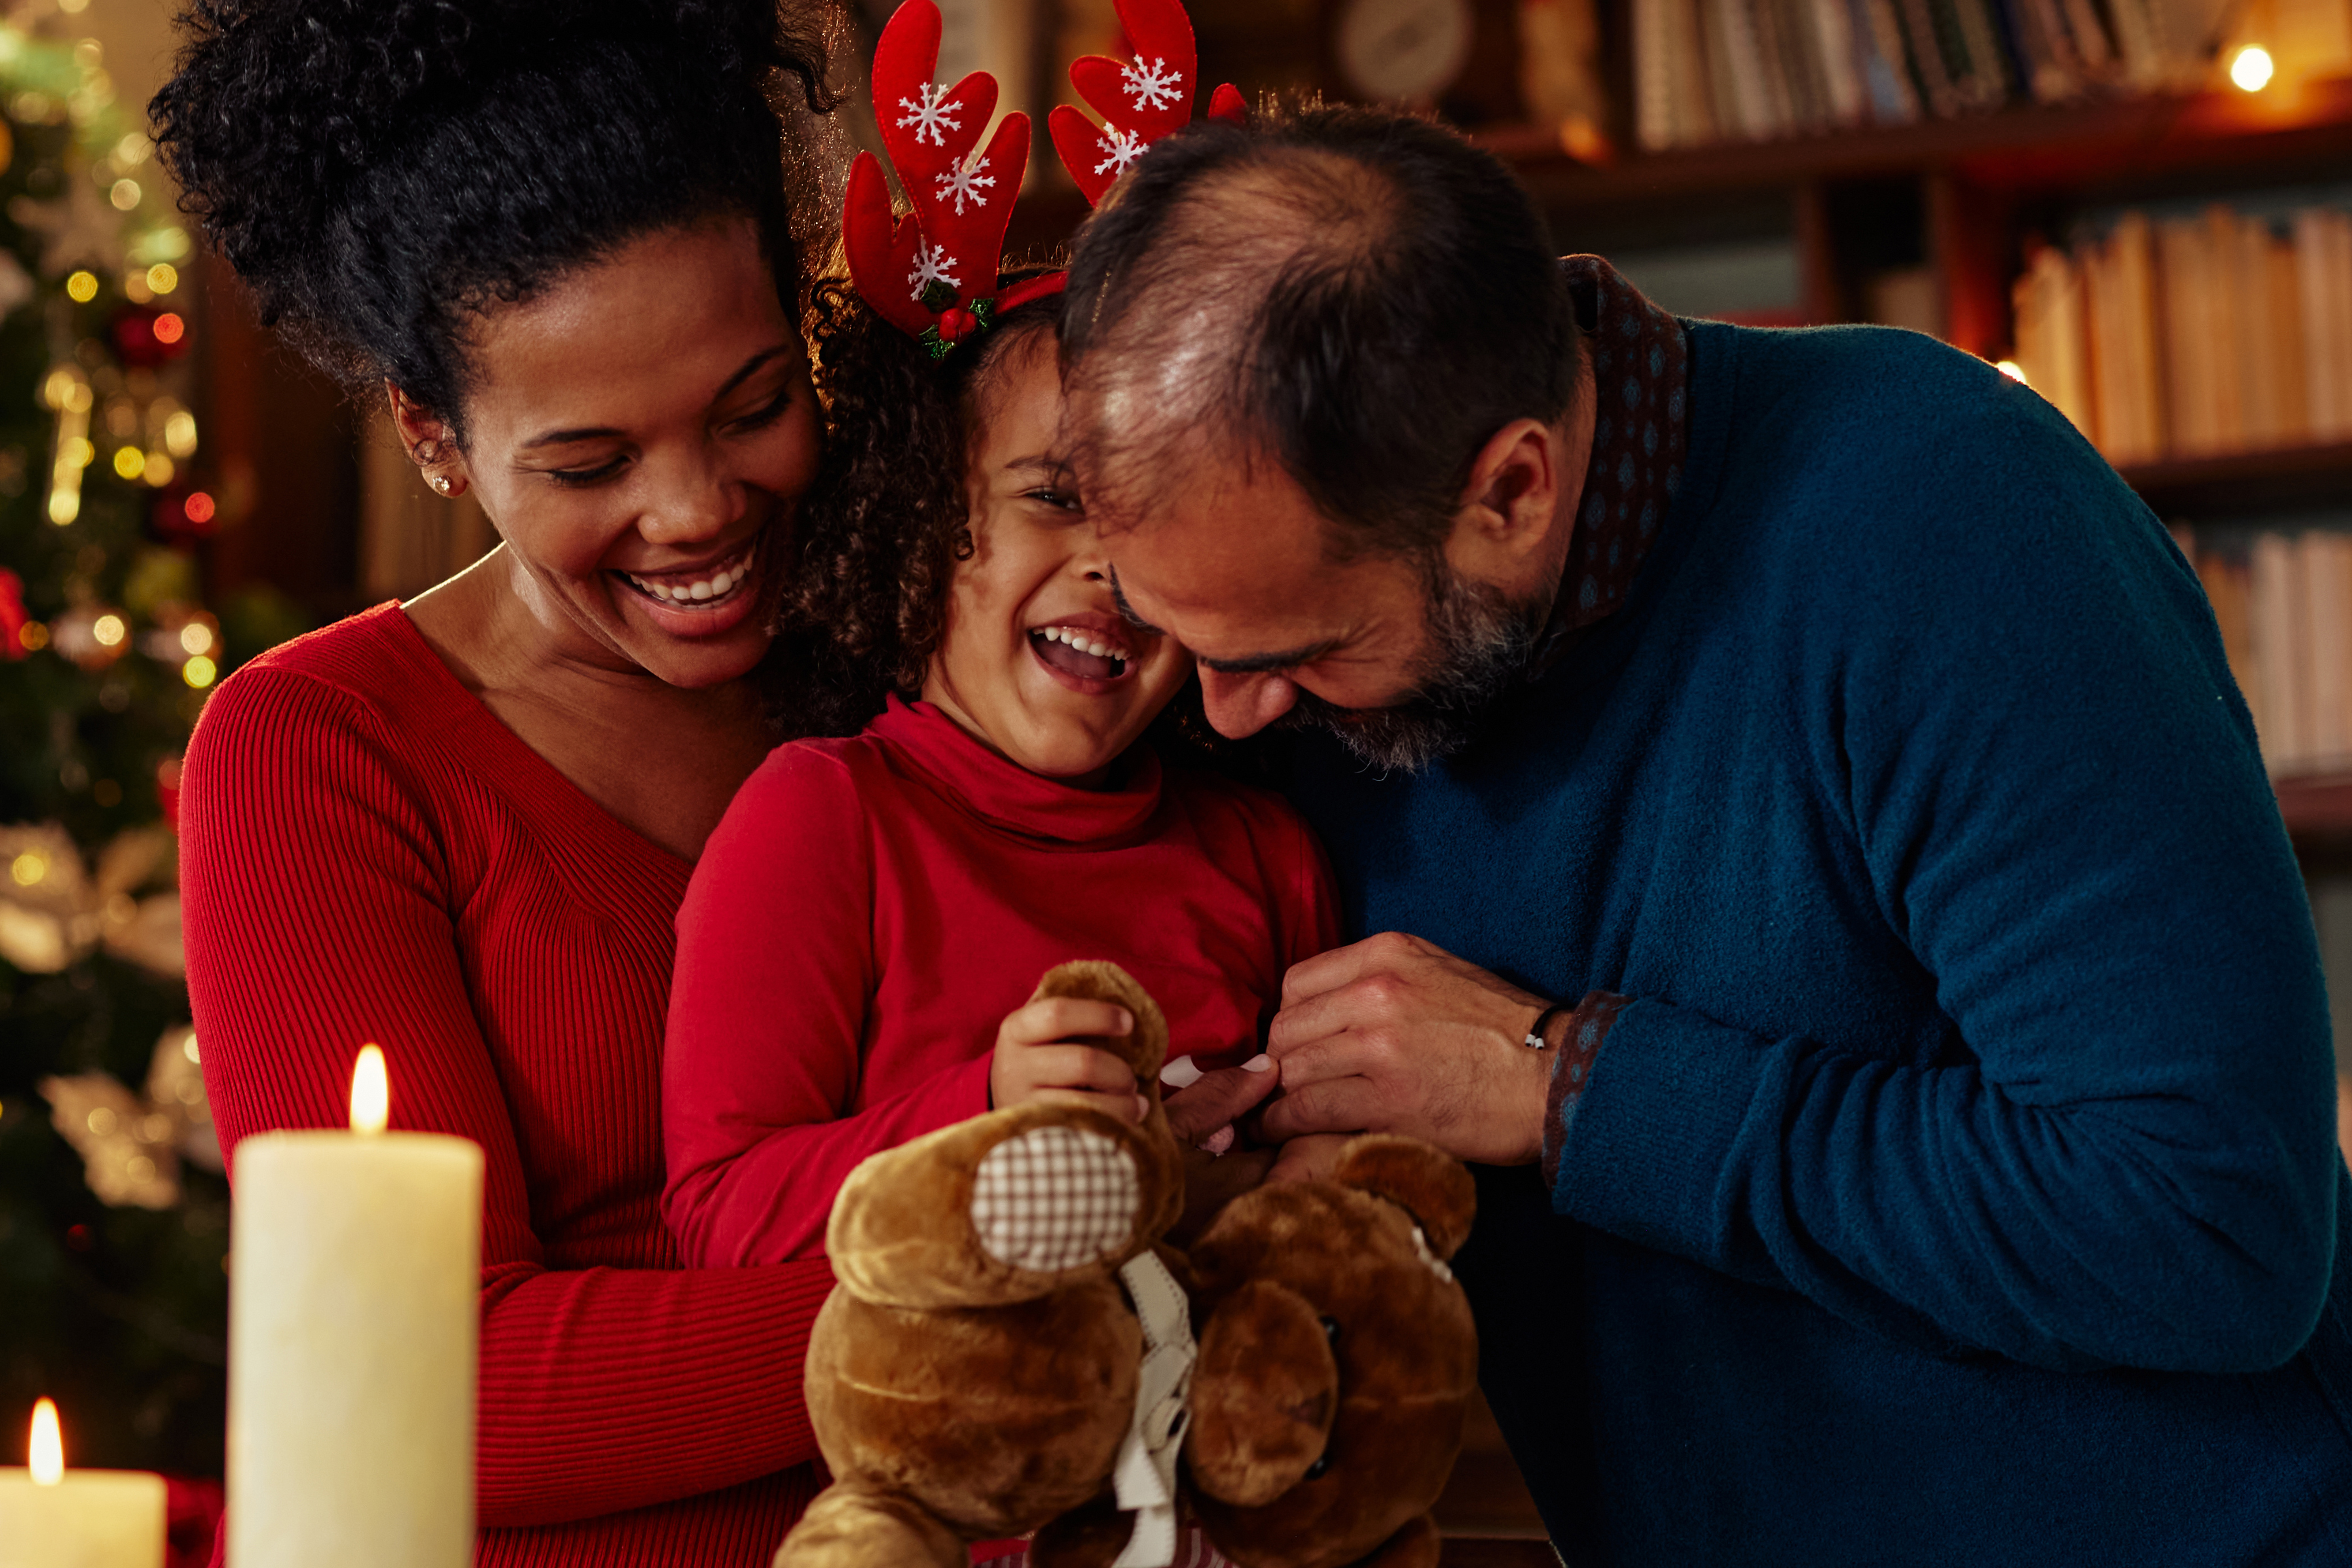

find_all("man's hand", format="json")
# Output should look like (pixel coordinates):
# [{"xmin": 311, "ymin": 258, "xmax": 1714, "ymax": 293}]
[
  {"xmin": 1259, "ymin": 931, "xmax": 1554, "ymax": 1165},
  {"xmin": 1162, "ymin": 1054, "xmax": 1283, "ymax": 1243},
  {"xmin": 990, "ymin": 998, "xmax": 1147, "ymax": 1123},
  {"xmin": 1161, "ymin": 1053, "xmax": 1281, "ymax": 1145}
]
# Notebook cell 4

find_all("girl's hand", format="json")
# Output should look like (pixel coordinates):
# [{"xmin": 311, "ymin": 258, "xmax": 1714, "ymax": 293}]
[{"xmin": 989, "ymin": 997, "xmax": 1148, "ymax": 1123}]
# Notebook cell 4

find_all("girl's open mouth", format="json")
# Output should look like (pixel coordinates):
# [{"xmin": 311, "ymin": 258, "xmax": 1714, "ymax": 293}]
[{"xmin": 1028, "ymin": 623, "xmax": 1132, "ymax": 684}]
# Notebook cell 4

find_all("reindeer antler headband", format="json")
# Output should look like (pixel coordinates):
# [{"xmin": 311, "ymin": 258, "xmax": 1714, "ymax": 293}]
[{"xmin": 844, "ymin": 0, "xmax": 1244, "ymax": 358}]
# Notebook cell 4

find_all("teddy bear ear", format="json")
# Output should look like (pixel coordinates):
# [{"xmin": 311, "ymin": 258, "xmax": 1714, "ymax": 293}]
[
  {"xmin": 1331, "ymin": 1136, "xmax": 1477, "ymax": 1261},
  {"xmin": 1188, "ymin": 1278, "xmax": 1338, "ymax": 1506},
  {"xmin": 1032, "ymin": 960, "xmax": 1170, "ymax": 1082}
]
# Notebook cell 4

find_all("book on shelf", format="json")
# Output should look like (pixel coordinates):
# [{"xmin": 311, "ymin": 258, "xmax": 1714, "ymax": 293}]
[
  {"xmin": 2187, "ymin": 527, "xmax": 2352, "ymax": 778},
  {"xmin": 2011, "ymin": 198, "xmax": 2352, "ymax": 467},
  {"xmin": 1623, "ymin": 0, "xmax": 2282, "ymax": 148}
]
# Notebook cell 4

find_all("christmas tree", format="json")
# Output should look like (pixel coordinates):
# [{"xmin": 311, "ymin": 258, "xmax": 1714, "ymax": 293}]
[{"xmin": 0, "ymin": 18, "xmax": 292, "ymax": 1514}]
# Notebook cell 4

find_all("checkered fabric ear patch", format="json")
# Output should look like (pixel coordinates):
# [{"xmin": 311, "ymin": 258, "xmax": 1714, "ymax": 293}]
[{"xmin": 971, "ymin": 1125, "xmax": 1140, "ymax": 1273}]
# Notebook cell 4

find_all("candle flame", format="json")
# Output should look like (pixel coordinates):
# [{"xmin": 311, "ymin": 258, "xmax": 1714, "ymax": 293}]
[
  {"xmin": 29, "ymin": 1398, "xmax": 62, "ymax": 1484},
  {"xmin": 350, "ymin": 1044, "xmax": 389, "ymax": 1135}
]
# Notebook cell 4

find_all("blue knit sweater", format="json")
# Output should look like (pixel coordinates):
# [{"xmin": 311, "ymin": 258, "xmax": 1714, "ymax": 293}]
[{"xmin": 1286, "ymin": 322, "xmax": 2352, "ymax": 1565}]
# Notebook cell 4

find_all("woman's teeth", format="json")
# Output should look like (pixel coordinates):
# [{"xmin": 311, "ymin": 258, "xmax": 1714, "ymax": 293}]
[{"xmin": 624, "ymin": 555, "xmax": 751, "ymax": 605}]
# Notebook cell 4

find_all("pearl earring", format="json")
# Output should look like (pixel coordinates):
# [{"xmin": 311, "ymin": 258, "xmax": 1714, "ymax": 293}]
[{"xmin": 428, "ymin": 474, "xmax": 451, "ymax": 496}]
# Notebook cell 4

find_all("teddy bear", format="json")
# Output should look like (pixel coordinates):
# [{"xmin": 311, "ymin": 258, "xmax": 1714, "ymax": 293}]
[{"xmin": 774, "ymin": 960, "xmax": 1480, "ymax": 1568}]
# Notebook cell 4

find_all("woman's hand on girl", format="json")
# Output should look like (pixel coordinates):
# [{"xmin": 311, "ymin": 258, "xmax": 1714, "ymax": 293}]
[{"xmin": 990, "ymin": 997, "xmax": 1150, "ymax": 1122}]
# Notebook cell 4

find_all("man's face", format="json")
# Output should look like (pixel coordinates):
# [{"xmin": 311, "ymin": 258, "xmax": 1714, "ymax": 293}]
[{"xmin": 1101, "ymin": 453, "xmax": 1550, "ymax": 771}]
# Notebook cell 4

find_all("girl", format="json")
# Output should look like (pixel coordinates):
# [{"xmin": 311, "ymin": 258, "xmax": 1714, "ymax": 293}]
[
  {"xmin": 660, "ymin": 2, "xmax": 1336, "ymax": 1273},
  {"xmin": 163, "ymin": 1, "xmax": 841, "ymax": 1562},
  {"xmin": 661, "ymin": 269, "xmax": 1338, "ymax": 1263}
]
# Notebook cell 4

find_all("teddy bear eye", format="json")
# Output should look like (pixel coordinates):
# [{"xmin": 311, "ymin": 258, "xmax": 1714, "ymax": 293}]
[
  {"xmin": 1319, "ymin": 1315, "xmax": 1340, "ymax": 1344},
  {"xmin": 1304, "ymin": 1453, "xmax": 1330, "ymax": 1480}
]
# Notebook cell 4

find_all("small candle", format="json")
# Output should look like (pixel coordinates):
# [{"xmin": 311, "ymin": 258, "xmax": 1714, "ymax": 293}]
[
  {"xmin": 227, "ymin": 1045, "xmax": 482, "ymax": 1568},
  {"xmin": 0, "ymin": 1397, "xmax": 166, "ymax": 1568}
]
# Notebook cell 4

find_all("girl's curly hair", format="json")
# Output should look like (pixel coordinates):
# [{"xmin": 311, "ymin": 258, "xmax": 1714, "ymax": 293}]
[{"xmin": 770, "ymin": 264, "xmax": 1067, "ymax": 739}]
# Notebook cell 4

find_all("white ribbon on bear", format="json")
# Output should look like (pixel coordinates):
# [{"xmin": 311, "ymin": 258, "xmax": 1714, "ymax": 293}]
[{"xmin": 1111, "ymin": 1249, "xmax": 1196, "ymax": 1568}]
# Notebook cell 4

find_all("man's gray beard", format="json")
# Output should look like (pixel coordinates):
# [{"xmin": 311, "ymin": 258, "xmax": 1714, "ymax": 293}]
[{"xmin": 1276, "ymin": 555, "xmax": 1552, "ymax": 774}]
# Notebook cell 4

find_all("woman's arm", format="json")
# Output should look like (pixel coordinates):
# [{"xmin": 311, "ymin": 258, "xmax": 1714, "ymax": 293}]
[
  {"xmin": 181, "ymin": 663, "xmax": 833, "ymax": 1526},
  {"xmin": 663, "ymin": 746, "xmax": 997, "ymax": 1269}
]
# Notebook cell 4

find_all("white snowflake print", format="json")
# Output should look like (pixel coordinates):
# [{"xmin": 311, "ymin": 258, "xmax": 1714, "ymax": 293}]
[
  {"xmin": 906, "ymin": 241, "xmax": 962, "ymax": 301},
  {"xmin": 1120, "ymin": 56, "xmax": 1184, "ymax": 113},
  {"xmin": 1093, "ymin": 124, "xmax": 1147, "ymax": 179},
  {"xmin": 897, "ymin": 82, "xmax": 962, "ymax": 147},
  {"xmin": 933, "ymin": 153, "xmax": 996, "ymax": 216}
]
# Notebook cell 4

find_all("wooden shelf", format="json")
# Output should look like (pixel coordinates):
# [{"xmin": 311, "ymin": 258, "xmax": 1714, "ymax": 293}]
[
  {"xmin": 1480, "ymin": 75, "xmax": 2352, "ymax": 205},
  {"xmin": 2280, "ymin": 774, "xmax": 2352, "ymax": 841},
  {"xmin": 2121, "ymin": 442, "xmax": 2352, "ymax": 517}
]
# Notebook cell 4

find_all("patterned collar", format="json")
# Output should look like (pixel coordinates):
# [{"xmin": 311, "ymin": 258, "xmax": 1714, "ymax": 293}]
[{"xmin": 1528, "ymin": 256, "xmax": 1689, "ymax": 676}]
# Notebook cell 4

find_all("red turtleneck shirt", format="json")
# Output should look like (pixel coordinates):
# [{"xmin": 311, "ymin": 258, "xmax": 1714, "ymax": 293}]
[
  {"xmin": 661, "ymin": 696, "xmax": 1340, "ymax": 1267},
  {"xmin": 180, "ymin": 605, "xmax": 835, "ymax": 1568}
]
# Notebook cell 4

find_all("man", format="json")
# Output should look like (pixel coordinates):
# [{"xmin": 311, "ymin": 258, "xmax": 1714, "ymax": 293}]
[{"xmin": 1058, "ymin": 104, "xmax": 2352, "ymax": 1564}]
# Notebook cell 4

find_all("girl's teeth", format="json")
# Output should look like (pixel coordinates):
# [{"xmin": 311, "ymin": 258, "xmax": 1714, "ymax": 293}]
[{"xmin": 1042, "ymin": 626, "xmax": 1124, "ymax": 660}]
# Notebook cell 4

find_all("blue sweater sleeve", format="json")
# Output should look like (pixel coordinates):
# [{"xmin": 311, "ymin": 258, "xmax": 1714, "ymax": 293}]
[{"xmin": 1552, "ymin": 362, "xmax": 2340, "ymax": 1375}]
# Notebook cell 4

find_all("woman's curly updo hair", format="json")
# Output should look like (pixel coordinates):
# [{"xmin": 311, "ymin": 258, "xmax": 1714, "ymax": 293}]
[
  {"xmin": 152, "ymin": 0, "xmax": 835, "ymax": 439},
  {"xmin": 770, "ymin": 263, "xmax": 1065, "ymax": 739}
]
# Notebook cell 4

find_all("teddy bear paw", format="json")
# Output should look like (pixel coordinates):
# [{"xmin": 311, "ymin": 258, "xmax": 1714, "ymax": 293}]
[{"xmin": 973, "ymin": 1123, "xmax": 1142, "ymax": 1273}]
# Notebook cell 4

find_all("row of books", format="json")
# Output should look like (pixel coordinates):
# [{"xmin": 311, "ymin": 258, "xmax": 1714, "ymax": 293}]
[
  {"xmin": 2187, "ymin": 527, "xmax": 2352, "ymax": 777},
  {"xmin": 1630, "ymin": 0, "xmax": 2258, "ymax": 149},
  {"xmin": 2010, "ymin": 201, "xmax": 2352, "ymax": 465}
]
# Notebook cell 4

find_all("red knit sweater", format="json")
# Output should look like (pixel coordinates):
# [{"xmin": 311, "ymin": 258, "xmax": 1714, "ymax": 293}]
[
  {"xmin": 662, "ymin": 696, "xmax": 1339, "ymax": 1267},
  {"xmin": 180, "ymin": 605, "xmax": 835, "ymax": 1568}
]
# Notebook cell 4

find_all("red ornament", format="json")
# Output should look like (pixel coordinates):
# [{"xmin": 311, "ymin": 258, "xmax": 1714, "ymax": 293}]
[
  {"xmin": 0, "ymin": 568, "xmax": 28, "ymax": 660},
  {"xmin": 152, "ymin": 488, "xmax": 218, "ymax": 541},
  {"xmin": 112, "ymin": 305, "xmax": 192, "ymax": 368},
  {"xmin": 156, "ymin": 756, "xmax": 183, "ymax": 834}
]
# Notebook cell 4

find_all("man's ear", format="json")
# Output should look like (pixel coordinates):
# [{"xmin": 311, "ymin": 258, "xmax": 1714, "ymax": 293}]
[
  {"xmin": 1442, "ymin": 417, "xmax": 1559, "ymax": 589},
  {"xmin": 387, "ymin": 381, "xmax": 471, "ymax": 500}
]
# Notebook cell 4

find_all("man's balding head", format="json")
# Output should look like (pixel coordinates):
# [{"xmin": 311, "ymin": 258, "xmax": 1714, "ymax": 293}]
[{"xmin": 1060, "ymin": 104, "xmax": 1580, "ymax": 559}]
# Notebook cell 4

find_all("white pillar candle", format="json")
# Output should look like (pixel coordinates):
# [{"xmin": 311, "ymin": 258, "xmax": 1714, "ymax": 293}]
[
  {"xmin": 0, "ymin": 1399, "xmax": 165, "ymax": 1568},
  {"xmin": 227, "ymin": 1045, "xmax": 482, "ymax": 1568}
]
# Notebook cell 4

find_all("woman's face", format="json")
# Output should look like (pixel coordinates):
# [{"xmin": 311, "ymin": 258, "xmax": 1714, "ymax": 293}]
[
  {"xmin": 921, "ymin": 327, "xmax": 1193, "ymax": 786},
  {"xmin": 425, "ymin": 218, "xmax": 821, "ymax": 690}
]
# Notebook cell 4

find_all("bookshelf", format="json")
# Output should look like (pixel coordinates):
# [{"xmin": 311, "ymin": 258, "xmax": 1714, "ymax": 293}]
[
  {"xmin": 1480, "ymin": 74, "xmax": 2352, "ymax": 196},
  {"xmin": 2279, "ymin": 773, "xmax": 2352, "ymax": 840},
  {"xmin": 2122, "ymin": 440, "xmax": 2352, "ymax": 515}
]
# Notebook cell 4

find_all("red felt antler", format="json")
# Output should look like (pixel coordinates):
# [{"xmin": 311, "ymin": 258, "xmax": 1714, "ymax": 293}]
[
  {"xmin": 1047, "ymin": 0, "xmax": 1242, "ymax": 207},
  {"xmin": 844, "ymin": 0, "xmax": 1034, "ymax": 344}
]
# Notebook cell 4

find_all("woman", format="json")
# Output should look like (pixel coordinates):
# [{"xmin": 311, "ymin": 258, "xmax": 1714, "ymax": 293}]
[{"xmin": 157, "ymin": 1, "xmax": 842, "ymax": 1560}]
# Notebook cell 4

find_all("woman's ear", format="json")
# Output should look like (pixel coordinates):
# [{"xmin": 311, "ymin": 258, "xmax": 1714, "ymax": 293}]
[{"xmin": 387, "ymin": 381, "xmax": 470, "ymax": 500}]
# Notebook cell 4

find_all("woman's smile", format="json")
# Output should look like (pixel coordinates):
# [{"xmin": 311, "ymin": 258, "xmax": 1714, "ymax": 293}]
[{"xmin": 612, "ymin": 538, "xmax": 767, "ymax": 639}]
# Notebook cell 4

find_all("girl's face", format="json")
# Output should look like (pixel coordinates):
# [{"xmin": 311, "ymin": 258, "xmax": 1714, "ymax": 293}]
[
  {"xmin": 921, "ymin": 327, "xmax": 1193, "ymax": 786},
  {"xmin": 411, "ymin": 218, "xmax": 822, "ymax": 690}
]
